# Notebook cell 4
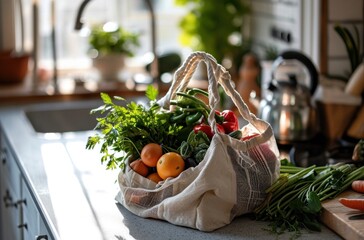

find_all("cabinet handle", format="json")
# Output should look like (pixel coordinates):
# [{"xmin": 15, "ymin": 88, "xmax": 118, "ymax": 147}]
[
  {"xmin": 18, "ymin": 223, "xmax": 28, "ymax": 230},
  {"xmin": 36, "ymin": 235, "xmax": 48, "ymax": 240},
  {"xmin": 3, "ymin": 190, "xmax": 17, "ymax": 208},
  {"xmin": 1, "ymin": 154, "xmax": 5, "ymax": 165},
  {"xmin": 17, "ymin": 199, "xmax": 27, "ymax": 206},
  {"xmin": 1, "ymin": 148, "xmax": 6, "ymax": 164}
]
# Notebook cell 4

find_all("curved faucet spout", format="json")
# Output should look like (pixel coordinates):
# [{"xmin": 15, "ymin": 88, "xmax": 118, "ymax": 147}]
[{"xmin": 74, "ymin": 0, "xmax": 92, "ymax": 30}]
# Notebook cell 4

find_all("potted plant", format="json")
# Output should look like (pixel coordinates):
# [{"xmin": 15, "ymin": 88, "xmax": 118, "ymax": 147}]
[
  {"xmin": 88, "ymin": 22, "xmax": 140, "ymax": 81},
  {"xmin": 175, "ymin": 0, "xmax": 251, "ymax": 75},
  {"xmin": 315, "ymin": 24, "xmax": 363, "ymax": 142}
]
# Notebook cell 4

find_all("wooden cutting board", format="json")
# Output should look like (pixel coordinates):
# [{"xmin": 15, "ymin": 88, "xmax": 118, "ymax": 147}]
[{"xmin": 321, "ymin": 190, "xmax": 364, "ymax": 240}]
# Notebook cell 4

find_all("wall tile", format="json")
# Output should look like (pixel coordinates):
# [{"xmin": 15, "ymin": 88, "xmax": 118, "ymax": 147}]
[{"xmin": 251, "ymin": 0, "xmax": 301, "ymax": 58}]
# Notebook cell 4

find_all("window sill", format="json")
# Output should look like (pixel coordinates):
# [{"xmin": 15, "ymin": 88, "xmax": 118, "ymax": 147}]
[{"xmin": 0, "ymin": 67, "xmax": 208, "ymax": 106}]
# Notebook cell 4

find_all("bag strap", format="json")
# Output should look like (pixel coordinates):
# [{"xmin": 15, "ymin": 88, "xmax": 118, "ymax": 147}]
[{"xmin": 157, "ymin": 51, "xmax": 259, "ymax": 131}]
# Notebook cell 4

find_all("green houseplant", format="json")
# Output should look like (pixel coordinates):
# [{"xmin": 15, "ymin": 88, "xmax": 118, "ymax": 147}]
[
  {"xmin": 175, "ymin": 0, "xmax": 251, "ymax": 69},
  {"xmin": 88, "ymin": 22, "xmax": 140, "ymax": 81},
  {"xmin": 334, "ymin": 24, "xmax": 363, "ymax": 81},
  {"xmin": 175, "ymin": 0, "xmax": 251, "ymax": 111}
]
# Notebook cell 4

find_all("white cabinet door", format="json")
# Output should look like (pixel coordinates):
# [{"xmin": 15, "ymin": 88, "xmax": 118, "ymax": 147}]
[
  {"xmin": 21, "ymin": 181, "xmax": 54, "ymax": 240},
  {"xmin": 1, "ymin": 133, "xmax": 55, "ymax": 240},
  {"xmin": 22, "ymin": 180, "xmax": 40, "ymax": 240},
  {"xmin": 0, "ymin": 143, "xmax": 22, "ymax": 240},
  {"xmin": 1, "ymin": 179, "xmax": 22, "ymax": 240}
]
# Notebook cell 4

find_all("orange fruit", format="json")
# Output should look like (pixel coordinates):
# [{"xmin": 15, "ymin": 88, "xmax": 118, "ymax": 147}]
[
  {"xmin": 130, "ymin": 159, "xmax": 149, "ymax": 177},
  {"xmin": 157, "ymin": 152, "xmax": 185, "ymax": 180},
  {"xmin": 141, "ymin": 143, "xmax": 163, "ymax": 167},
  {"xmin": 147, "ymin": 172, "xmax": 163, "ymax": 183}
]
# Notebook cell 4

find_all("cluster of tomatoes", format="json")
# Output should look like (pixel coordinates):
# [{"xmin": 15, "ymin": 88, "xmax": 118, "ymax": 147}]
[{"xmin": 129, "ymin": 143, "xmax": 185, "ymax": 183}]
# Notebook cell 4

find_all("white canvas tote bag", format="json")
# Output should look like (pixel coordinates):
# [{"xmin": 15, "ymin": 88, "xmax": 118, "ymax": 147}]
[{"xmin": 116, "ymin": 52, "xmax": 280, "ymax": 231}]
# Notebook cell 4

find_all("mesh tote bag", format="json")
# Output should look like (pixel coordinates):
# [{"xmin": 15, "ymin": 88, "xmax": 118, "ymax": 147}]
[{"xmin": 115, "ymin": 51, "xmax": 280, "ymax": 231}]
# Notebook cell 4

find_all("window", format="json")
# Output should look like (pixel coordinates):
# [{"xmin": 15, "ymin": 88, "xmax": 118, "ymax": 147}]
[{"xmin": 3, "ymin": 0, "xmax": 188, "ymax": 73}]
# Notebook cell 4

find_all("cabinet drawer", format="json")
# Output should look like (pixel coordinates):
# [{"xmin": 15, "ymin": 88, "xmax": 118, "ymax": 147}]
[
  {"xmin": 22, "ymin": 180, "xmax": 40, "ymax": 239},
  {"xmin": 1, "ymin": 143, "xmax": 21, "ymax": 198},
  {"xmin": 22, "ymin": 180, "xmax": 54, "ymax": 240},
  {"xmin": 0, "ymin": 198, "xmax": 21, "ymax": 240},
  {"xmin": 0, "ymin": 136, "xmax": 22, "ymax": 240}
]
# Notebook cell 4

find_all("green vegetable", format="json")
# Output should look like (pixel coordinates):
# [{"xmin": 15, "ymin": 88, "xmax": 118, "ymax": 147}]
[
  {"xmin": 255, "ymin": 161, "xmax": 364, "ymax": 237},
  {"xmin": 179, "ymin": 141, "xmax": 193, "ymax": 159},
  {"xmin": 176, "ymin": 92, "xmax": 210, "ymax": 112},
  {"xmin": 228, "ymin": 130, "xmax": 242, "ymax": 139},
  {"xmin": 85, "ymin": 87, "xmax": 191, "ymax": 170},
  {"xmin": 145, "ymin": 84, "xmax": 159, "ymax": 101},
  {"xmin": 172, "ymin": 91, "xmax": 225, "ymax": 124},
  {"xmin": 186, "ymin": 111, "xmax": 203, "ymax": 126},
  {"xmin": 178, "ymin": 130, "xmax": 211, "ymax": 163},
  {"xmin": 194, "ymin": 148, "xmax": 208, "ymax": 163},
  {"xmin": 186, "ymin": 88, "xmax": 209, "ymax": 97},
  {"xmin": 170, "ymin": 112, "xmax": 188, "ymax": 124}
]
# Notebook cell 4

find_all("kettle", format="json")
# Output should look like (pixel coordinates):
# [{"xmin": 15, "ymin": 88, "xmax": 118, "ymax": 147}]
[{"xmin": 258, "ymin": 50, "xmax": 319, "ymax": 144}]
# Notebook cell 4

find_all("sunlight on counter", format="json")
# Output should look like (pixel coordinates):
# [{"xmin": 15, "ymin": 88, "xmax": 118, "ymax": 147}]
[{"xmin": 40, "ymin": 137, "xmax": 135, "ymax": 240}]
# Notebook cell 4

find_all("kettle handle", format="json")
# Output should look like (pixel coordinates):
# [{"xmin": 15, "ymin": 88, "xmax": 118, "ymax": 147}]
[{"xmin": 271, "ymin": 50, "xmax": 318, "ymax": 95}]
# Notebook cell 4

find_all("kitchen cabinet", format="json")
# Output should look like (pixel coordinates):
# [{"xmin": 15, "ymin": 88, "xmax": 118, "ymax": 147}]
[
  {"xmin": 0, "ymin": 129, "xmax": 54, "ymax": 240},
  {"xmin": 0, "ymin": 133, "xmax": 22, "ymax": 240},
  {"xmin": 22, "ymin": 179, "xmax": 53, "ymax": 240}
]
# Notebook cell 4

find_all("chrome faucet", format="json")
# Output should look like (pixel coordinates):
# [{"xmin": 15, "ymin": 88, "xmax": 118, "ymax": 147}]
[{"xmin": 74, "ymin": 0, "xmax": 159, "ymax": 86}]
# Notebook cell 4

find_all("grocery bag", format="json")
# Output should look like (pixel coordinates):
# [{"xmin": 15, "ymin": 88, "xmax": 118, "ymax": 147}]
[{"xmin": 115, "ymin": 51, "xmax": 280, "ymax": 231}]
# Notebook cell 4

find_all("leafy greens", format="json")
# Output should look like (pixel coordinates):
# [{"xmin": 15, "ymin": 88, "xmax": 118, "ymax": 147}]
[{"xmin": 86, "ymin": 86, "xmax": 192, "ymax": 170}]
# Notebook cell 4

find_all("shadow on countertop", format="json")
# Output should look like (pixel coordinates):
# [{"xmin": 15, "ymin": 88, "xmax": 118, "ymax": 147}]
[{"xmin": 114, "ymin": 202, "xmax": 340, "ymax": 240}]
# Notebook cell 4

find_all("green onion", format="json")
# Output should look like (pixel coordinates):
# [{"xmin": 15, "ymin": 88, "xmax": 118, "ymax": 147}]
[{"xmin": 255, "ymin": 163, "xmax": 364, "ymax": 236}]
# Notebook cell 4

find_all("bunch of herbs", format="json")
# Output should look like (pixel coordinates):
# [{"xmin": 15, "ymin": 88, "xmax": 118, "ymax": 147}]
[
  {"xmin": 254, "ymin": 160, "xmax": 364, "ymax": 237},
  {"xmin": 86, "ymin": 86, "xmax": 191, "ymax": 170}
]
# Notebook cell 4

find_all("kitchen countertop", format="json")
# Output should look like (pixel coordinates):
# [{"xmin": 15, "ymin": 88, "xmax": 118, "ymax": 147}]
[
  {"xmin": 0, "ymin": 77, "xmax": 158, "ymax": 106},
  {"xmin": 0, "ymin": 73, "xmax": 209, "ymax": 106},
  {"xmin": 0, "ymin": 99, "xmax": 343, "ymax": 240}
]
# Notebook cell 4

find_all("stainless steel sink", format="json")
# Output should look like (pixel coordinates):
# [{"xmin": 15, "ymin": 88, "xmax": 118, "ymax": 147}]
[
  {"xmin": 25, "ymin": 107, "xmax": 101, "ymax": 133},
  {"xmin": 24, "ymin": 97, "xmax": 148, "ymax": 133},
  {"xmin": 24, "ymin": 99, "xmax": 105, "ymax": 133}
]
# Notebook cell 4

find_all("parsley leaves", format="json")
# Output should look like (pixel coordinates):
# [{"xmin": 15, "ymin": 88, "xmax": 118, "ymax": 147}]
[{"xmin": 86, "ymin": 88, "xmax": 192, "ymax": 170}]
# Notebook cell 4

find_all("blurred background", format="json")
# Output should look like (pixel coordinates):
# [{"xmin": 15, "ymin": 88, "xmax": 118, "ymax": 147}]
[
  {"xmin": 0, "ymin": 0, "xmax": 363, "ymax": 149},
  {"xmin": 0, "ymin": 0, "xmax": 361, "ymax": 78}
]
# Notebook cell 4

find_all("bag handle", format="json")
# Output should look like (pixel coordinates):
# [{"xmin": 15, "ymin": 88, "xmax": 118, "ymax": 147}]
[{"xmin": 157, "ymin": 51, "xmax": 258, "ymax": 131}]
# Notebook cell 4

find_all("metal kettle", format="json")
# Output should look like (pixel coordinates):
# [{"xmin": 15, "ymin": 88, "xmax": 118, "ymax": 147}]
[{"xmin": 258, "ymin": 50, "xmax": 319, "ymax": 144}]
